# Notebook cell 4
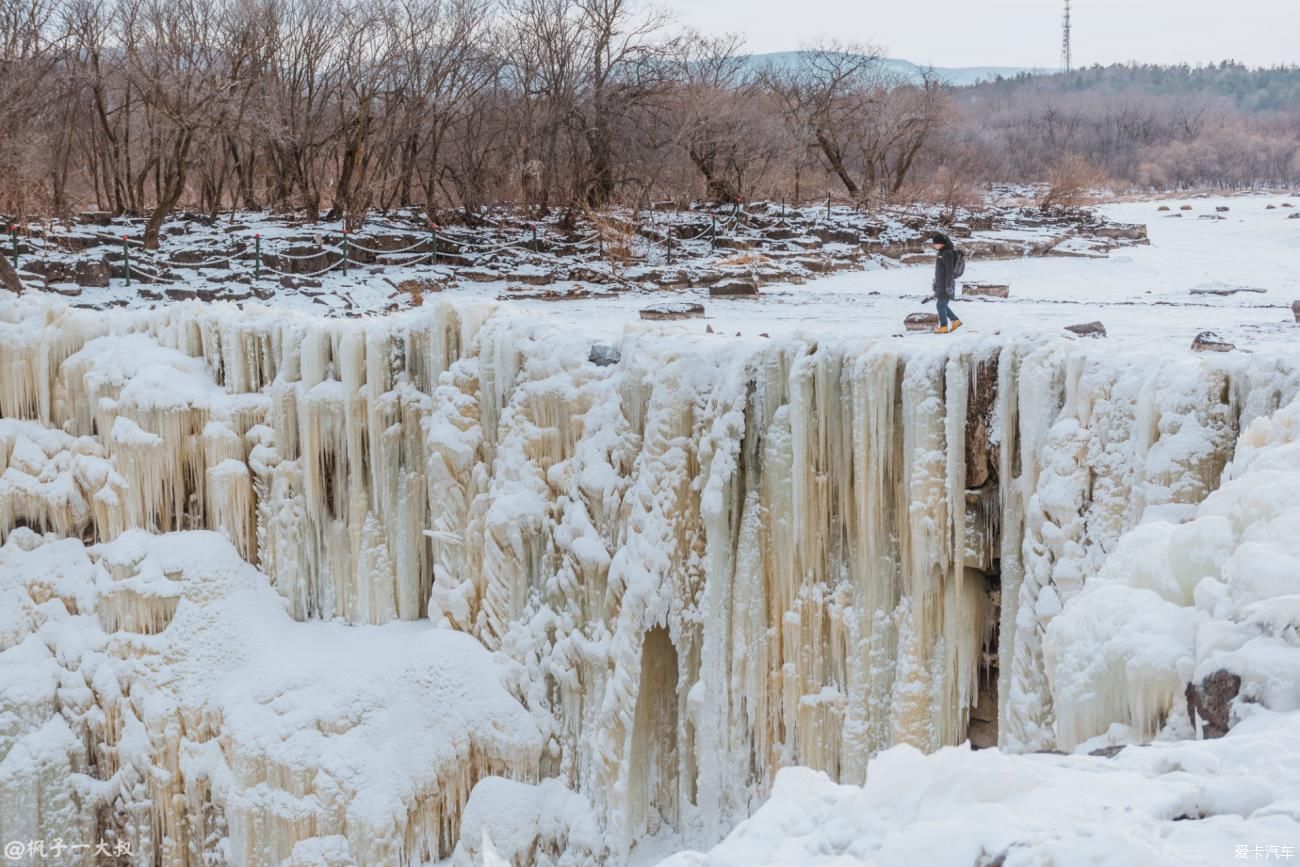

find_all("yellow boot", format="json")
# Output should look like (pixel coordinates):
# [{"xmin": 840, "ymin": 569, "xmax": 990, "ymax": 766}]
[
  {"xmin": 932, "ymin": 325, "xmax": 950, "ymax": 334},
  {"xmin": 949, "ymin": 319, "xmax": 964, "ymax": 332}
]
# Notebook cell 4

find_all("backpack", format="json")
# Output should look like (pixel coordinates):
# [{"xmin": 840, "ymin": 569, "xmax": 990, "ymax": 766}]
[{"xmin": 952, "ymin": 248, "xmax": 967, "ymax": 279}]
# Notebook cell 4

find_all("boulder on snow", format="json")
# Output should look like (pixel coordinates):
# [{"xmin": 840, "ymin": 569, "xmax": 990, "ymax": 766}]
[
  {"xmin": 1292, "ymin": 300, "xmax": 1300, "ymax": 323},
  {"xmin": 640, "ymin": 302, "xmax": 704, "ymax": 321},
  {"xmin": 962, "ymin": 282, "xmax": 1009, "ymax": 298},
  {"xmin": 1186, "ymin": 670, "xmax": 1241, "ymax": 739},
  {"xmin": 279, "ymin": 275, "xmax": 322, "ymax": 290},
  {"xmin": 74, "ymin": 258, "xmax": 111, "ymax": 288},
  {"xmin": 1289, "ymin": 212, "xmax": 1300, "ymax": 220},
  {"xmin": 588, "ymin": 342, "xmax": 620, "ymax": 367},
  {"xmin": 1157, "ymin": 205, "xmax": 1171, "ymax": 212},
  {"xmin": 709, "ymin": 278, "xmax": 758, "ymax": 297},
  {"xmin": 1192, "ymin": 331, "xmax": 1235, "ymax": 353},
  {"xmin": 904, "ymin": 312, "xmax": 940, "ymax": 332},
  {"xmin": 1215, "ymin": 205, "xmax": 1230, "ymax": 212},
  {"xmin": 1065, "ymin": 321, "xmax": 1107, "ymax": 338}
]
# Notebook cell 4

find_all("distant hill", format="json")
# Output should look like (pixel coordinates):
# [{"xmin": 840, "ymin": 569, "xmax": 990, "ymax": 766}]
[
  {"xmin": 742, "ymin": 51, "xmax": 1054, "ymax": 86},
  {"xmin": 964, "ymin": 61, "xmax": 1300, "ymax": 112}
]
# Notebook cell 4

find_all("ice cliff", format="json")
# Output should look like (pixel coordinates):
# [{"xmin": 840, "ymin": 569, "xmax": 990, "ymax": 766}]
[{"xmin": 1, "ymin": 294, "xmax": 1298, "ymax": 864}]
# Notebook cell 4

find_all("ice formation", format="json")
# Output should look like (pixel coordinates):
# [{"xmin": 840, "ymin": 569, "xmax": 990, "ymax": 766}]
[
  {"xmin": 662, "ymin": 377, "xmax": 1300, "ymax": 867},
  {"xmin": 2, "ymin": 291, "xmax": 1299, "ymax": 864}
]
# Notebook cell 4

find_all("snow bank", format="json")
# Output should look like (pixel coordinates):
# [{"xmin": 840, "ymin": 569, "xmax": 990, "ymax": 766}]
[
  {"xmin": 658, "ymin": 709, "xmax": 1300, "ymax": 867},
  {"xmin": 0, "ymin": 527, "xmax": 542, "ymax": 865},
  {"xmin": 1047, "ymin": 393, "xmax": 1300, "ymax": 749}
]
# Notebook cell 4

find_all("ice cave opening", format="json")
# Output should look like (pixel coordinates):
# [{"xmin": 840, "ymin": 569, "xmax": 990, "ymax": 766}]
[{"xmin": 1, "ymin": 292, "xmax": 1299, "ymax": 866}]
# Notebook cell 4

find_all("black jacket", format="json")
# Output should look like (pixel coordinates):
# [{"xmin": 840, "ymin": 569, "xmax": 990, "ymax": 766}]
[{"xmin": 933, "ymin": 245, "xmax": 958, "ymax": 299}]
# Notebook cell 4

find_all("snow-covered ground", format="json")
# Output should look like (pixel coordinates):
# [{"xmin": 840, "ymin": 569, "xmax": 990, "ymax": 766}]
[
  {"xmin": 469, "ymin": 194, "xmax": 1298, "ymax": 348},
  {"xmin": 0, "ymin": 195, "xmax": 1298, "ymax": 867}
]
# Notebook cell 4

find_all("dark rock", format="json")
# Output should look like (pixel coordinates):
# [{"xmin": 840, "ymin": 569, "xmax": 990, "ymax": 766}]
[
  {"xmin": 965, "ymin": 357, "xmax": 999, "ymax": 489},
  {"xmin": 1091, "ymin": 223, "xmax": 1148, "ymax": 241},
  {"xmin": 1088, "ymin": 745, "xmax": 1127, "ymax": 758},
  {"xmin": 963, "ymin": 282, "xmax": 1010, "ymax": 298},
  {"xmin": 279, "ymin": 275, "xmax": 322, "ymax": 290},
  {"xmin": 1186, "ymin": 670, "xmax": 1241, "ymax": 739},
  {"xmin": 812, "ymin": 227, "xmax": 859, "ymax": 245},
  {"xmin": 1292, "ymin": 300, "xmax": 1299, "ymax": 323},
  {"xmin": 640, "ymin": 302, "xmax": 704, "ymax": 321},
  {"xmin": 1065, "ymin": 321, "xmax": 1107, "ymax": 338},
  {"xmin": 794, "ymin": 257, "xmax": 833, "ymax": 274},
  {"xmin": 709, "ymin": 278, "xmax": 758, "ymax": 297},
  {"xmin": 1215, "ymin": 205, "xmax": 1230, "ymax": 212},
  {"xmin": 1290, "ymin": 212, "xmax": 1300, "ymax": 220},
  {"xmin": 506, "ymin": 268, "xmax": 556, "ymax": 286},
  {"xmin": 1266, "ymin": 205, "xmax": 1277, "ymax": 210},
  {"xmin": 904, "ymin": 312, "xmax": 940, "ymax": 332},
  {"xmin": 588, "ymin": 342, "xmax": 621, "ymax": 367},
  {"xmin": 645, "ymin": 267, "xmax": 691, "ymax": 289},
  {"xmin": 1180, "ymin": 204, "xmax": 1194, "ymax": 211},
  {"xmin": 1165, "ymin": 213, "xmax": 1183, "ymax": 219},
  {"xmin": 567, "ymin": 266, "xmax": 614, "ymax": 284},
  {"xmin": 459, "ymin": 267, "xmax": 500, "ymax": 283},
  {"xmin": 1190, "ymin": 285, "xmax": 1265, "ymax": 296},
  {"xmin": 78, "ymin": 211, "xmax": 116, "ymax": 226},
  {"xmin": 74, "ymin": 258, "xmax": 111, "ymax": 288},
  {"xmin": 1157, "ymin": 205, "xmax": 1171, "ymax": 212},
  {"xmin": 20, "ymin": 260, "xmax": 72, "ymax": 283},
  {"xmin": 1192, "ymin": 331, "xmax": 1235, "ymax": 353}
]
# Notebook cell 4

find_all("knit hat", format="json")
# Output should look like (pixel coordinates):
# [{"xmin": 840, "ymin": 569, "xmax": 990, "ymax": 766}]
[{"xmin": 928, "ymin": 232, "xmax": 950, "ymax": 245}]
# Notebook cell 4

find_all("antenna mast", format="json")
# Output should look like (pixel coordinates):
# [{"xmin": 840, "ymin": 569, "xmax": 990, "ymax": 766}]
[{"xmin": 1062, "ymin": 0, "xmax": 1072, "ymax": 73}]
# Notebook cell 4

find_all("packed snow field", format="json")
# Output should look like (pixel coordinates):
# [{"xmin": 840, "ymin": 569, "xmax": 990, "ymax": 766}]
[{"xmin": 0, "ymin": 198, "xmax": 1298, "ymax": 866}]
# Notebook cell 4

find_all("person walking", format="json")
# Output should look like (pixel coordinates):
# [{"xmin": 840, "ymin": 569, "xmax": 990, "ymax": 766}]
[{"xmin": 929, "ymin": 232, "xmax": 963, "ymax": 334}]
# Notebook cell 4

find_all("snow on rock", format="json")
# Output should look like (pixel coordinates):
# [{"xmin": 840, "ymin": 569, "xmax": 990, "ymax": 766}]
[
  {"xmin": 1046, "ymin": 392, "xmax": 1300, "ymax": 750},
  {"xmin": 452, "ymin": 777, "xmax": 606, "ymax": 867},
  {"xmin": 0, "ymin": 527, "xmax": 542, "ymax": 865}
]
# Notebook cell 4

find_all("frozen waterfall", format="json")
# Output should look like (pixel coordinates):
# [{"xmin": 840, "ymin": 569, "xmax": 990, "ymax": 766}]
[{"xmin": 2, "ymin": 294, "xmax": 1298, "ymax": 864}]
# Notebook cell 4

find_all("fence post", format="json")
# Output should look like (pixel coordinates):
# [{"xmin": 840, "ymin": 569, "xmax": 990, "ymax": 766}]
[
  {"xmin": 342, "ymin": 230, "xmax": 349, "ymax": 275},
  {"xmin": 431, "ymin": 224, "xmax": 438, "ymax": 266},
  {"xmin": 255, "ymin": 234, "xmax": 262, "ymax": 280},
  {"xmin": 9, "ymin": 224, "xmax": 17, "ymax": 268},
  {"xmin": 781, "ymin": 197, "xmax": 786, "ymax": 221},
  {"xmin": 666, "ymin": 228, "xmax": 673, "ymax": 264},
  {"xmin": 711, "ymin": 217, "xmax": 717, "ymax": 250},
  {"xmin": 531, "ymin": 223, "xmax": 538, "ymax": 254},
  {"xmin": 826, "ymin": 194, "xmax": 832, "ymax": 220},
  {"xmin": 122, "ymin": 235, "xmax": 131, "ymax": 287}
]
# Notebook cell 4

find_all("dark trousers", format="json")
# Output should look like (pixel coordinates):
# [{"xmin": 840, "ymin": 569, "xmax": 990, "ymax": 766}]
[{"xmin": 936, "ymin": 295, "xmax": 958, "ymax": 326}]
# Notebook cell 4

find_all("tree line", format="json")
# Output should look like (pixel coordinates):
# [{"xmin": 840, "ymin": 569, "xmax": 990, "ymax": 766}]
[{"xmin": 0, "ymin": 0, "xmax": 1296, "ymax": 246}]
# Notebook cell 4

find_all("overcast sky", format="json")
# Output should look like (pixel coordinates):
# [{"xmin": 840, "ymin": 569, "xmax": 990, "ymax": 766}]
[{"xmin": 657, "ymin": 0, "xmax": 1298, "ymax": 69}]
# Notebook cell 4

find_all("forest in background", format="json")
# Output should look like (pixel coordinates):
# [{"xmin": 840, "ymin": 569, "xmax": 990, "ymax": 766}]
[{"xmin": 0, "ymin": 0, "xmax": 1296, "ymax": 245}]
